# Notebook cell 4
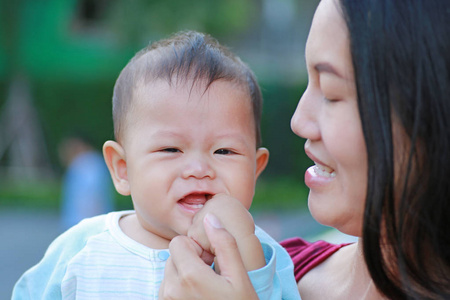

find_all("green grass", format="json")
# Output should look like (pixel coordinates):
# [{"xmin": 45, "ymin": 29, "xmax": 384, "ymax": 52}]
[
  {"xmin": 0, "ymin": 176, "xmax": 309, "ymax": 212},
  {"xmin": 0, "ymin": 180, "xmax": 61, "ymax": 210}
]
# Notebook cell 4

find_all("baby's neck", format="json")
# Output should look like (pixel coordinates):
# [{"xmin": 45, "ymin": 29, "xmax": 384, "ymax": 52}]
[{"xmin": 119, "ymin": 213, "xmax": 171, "ymax": 249}]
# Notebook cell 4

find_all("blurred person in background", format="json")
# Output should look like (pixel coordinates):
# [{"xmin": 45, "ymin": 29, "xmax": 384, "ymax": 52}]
[{"xmin": 58, "ymin": 132, "xmax": 114, "ymax": 230}]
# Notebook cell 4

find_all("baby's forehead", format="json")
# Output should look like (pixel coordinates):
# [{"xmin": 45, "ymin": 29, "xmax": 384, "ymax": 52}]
[
  {"xmin": 125, "ymin": 79, "xmax": 254, "ymax": 129},
  {"xmin": 133, "ymin": 77, "xmax": 251, "ymax": 103},
  {"xmin": 121, "ymin": 78, "xmax": 257, "ymax": 139}
]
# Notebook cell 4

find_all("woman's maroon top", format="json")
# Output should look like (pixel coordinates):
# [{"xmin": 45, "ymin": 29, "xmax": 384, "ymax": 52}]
[{"xmin": 280, "ymin": 237, "xmax": 350, "ymax": 282}]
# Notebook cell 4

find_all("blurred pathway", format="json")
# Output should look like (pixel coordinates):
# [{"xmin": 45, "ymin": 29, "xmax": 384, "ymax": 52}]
[
  {"xmin": 1, "ymin": 208, "xmax": 356, "ymax": 299},
  {"xmin": 1, "ymin": 209, "xmax": 62, "ymax": 299}
]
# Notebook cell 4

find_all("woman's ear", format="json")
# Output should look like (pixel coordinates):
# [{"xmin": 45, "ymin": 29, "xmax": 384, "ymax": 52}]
[
  {"xmin": 103, "ymin": 140, "xmax": 130, "ymax": 196},
  {"xmin": 255, "ymin": 147, "xmax": 269, "ymax": 179}
]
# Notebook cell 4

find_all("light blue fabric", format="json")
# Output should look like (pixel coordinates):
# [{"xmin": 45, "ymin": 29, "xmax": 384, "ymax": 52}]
[
  {"xmin": 252, "ymin": 226, "xmax": 301, "ymax": 300},
  {"xmin": 61, "ymin": 151, "xmax": 113, "ymax": 230},
  {"xmin": 12, "ymin": 211, "xmax": 299, "ymax": 300},
  {"xmin": 12, "ymin": 215, "xmax": 108, "ymax": 299}
]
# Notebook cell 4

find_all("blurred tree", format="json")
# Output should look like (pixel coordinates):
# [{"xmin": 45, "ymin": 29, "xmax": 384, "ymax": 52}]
[
  {"xmin": 105, "ymin": 0, "xmax": 259, "ymax": 46},
  {"xmin": 0, "ymin": 0, "xmax": 261, "ymax": 180},
  {"xmin": 0, "ymin": 0, "xmax": 132, "ymax": 179}
]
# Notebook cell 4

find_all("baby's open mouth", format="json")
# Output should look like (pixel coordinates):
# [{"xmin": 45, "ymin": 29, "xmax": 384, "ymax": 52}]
[{"xmin": 178, "ymin": 193, "xmax": 213, "ymax": 212}]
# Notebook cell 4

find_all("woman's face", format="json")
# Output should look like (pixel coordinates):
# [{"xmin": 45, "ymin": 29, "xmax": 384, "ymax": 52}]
[{"xmin": 291, "ymin": 0, "xmax": 368, "ymax": 236}]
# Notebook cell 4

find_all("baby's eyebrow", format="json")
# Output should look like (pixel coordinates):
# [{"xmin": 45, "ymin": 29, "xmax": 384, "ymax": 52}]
[{"xmin": 214, "ymin": 133, "xmax": 253, "ymax": 147}]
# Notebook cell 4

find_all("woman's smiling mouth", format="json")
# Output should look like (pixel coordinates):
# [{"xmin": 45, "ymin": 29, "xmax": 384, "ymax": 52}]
[{"xmin": 313, "ymin": 162, "xmax": 336, "ymax": 178}]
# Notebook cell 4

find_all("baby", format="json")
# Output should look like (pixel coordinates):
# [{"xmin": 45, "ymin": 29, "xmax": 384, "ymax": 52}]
[{"xmin": 12, "ymin": 31, "xmax": 299, "ymax": 300}]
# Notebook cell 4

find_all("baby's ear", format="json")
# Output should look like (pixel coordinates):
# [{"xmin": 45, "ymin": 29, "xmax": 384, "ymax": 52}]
[
  {"xmin": 255, "ymin": 147, "xmax": 269, "ymax": 179},
  {"xmin": 103, "ymin": 140, "xmax": 130, "ymax": 196}
]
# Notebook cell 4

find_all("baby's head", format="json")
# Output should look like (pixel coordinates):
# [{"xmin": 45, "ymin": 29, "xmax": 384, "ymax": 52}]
[
  {"xmin": 112, "ymin": 30, "xmax": 263, "ymax": 147},
  {"xmin": 103, "ymin": 31, "xmax": 269, "ymax": 243}
]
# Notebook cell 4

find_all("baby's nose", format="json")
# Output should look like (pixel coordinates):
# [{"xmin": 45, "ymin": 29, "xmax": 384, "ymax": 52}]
[{"xmin": 181, "ymin": 156, "xmax": 215, "ymax": 179}]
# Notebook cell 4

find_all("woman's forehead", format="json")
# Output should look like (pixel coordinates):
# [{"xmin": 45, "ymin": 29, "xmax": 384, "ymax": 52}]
[{"xmin": 306, "ymin": 0, "xmax": 353, "ymax": 81}]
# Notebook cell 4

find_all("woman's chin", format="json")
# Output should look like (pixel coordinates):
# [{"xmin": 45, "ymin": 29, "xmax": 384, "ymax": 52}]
[{"xmin": 308, "ymin": 201, "xmax": 362, "ymax": 237}]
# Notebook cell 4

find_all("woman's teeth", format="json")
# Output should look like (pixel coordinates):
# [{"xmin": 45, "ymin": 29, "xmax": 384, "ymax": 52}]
[{"xmin": 314, "ymin": 162, "xmax": 336, "ymax": 178}]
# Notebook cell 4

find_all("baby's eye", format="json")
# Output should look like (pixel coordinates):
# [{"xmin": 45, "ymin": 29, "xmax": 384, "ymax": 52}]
[
  {"xmin": 214, "ymin": 149, "xmax": 234, "ymax": 155},
  {"xmin": 161, "ymin": 148, "xmax": 180, "ymax": 153}
]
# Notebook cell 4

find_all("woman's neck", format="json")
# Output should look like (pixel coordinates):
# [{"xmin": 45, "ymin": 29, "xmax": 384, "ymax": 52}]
[{"xmin": 351, "ymin": 239, "xmax": 383, "ymax": 299}]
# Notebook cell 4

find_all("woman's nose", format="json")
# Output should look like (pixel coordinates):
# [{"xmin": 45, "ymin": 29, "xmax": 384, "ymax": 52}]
[
  {"xmin": 181, "ymin": 155, "xmax": 215, "ymax": 179},
  {"xmin": 291, "ymin": 86, "xmax": 320, "ymax": 141}
]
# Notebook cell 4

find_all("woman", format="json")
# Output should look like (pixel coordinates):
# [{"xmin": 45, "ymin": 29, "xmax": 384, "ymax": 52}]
[{"xmin": 159, "ymin": 0, "xmax": 450, "ymax": 299}]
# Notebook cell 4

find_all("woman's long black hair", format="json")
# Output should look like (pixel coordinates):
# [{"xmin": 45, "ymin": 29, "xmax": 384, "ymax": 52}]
[{"xmin": 339, "ymin": 0, "xmax": 450, "ymax": 299}]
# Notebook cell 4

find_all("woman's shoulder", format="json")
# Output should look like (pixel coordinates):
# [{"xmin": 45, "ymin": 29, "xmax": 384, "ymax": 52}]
[{"xmin": 280, "ymin": 237, "xmax": 351, "ymax": 281}]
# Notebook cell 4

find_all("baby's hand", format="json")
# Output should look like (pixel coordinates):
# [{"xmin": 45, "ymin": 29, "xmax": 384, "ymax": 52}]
[{"xmin": 187, "ymin": 194, "xmax": 265, "ymax": 271}]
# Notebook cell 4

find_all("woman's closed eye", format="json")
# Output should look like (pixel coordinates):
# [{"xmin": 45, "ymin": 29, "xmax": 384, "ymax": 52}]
[{"xmin": 323, "ymin": 96, "xmax": 340, "ymax": 103}]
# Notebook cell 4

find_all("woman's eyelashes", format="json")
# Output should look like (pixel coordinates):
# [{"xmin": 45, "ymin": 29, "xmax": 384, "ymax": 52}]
[{"xmin": 323, "ymin": 95, "xmax": 340, "ymax": 103}]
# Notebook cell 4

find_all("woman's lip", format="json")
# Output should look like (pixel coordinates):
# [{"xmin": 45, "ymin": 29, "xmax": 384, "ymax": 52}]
[
  {"xmin": 304, "ymin": 148, "xmax": 328, "ymax": 168},
  {"xmin": 303, "ymin": 148, "xmax": 336, "ymax": 188},
  {"xmin": 304, "ymin": 149, "xmax": 335, "ymax": 172},
  {"xmin": 304, "ymin": 165, "xmax": 335, "ymax": 189}
]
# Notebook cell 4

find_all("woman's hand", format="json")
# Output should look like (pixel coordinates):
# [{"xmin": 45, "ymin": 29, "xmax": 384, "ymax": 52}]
[
  {"xmin": 187, "ymin": 194, "xmax": 266, "ymax": 272},
  {"xmin": 158, "ymin": 213, "xmax": 259, "ymax": 300}
]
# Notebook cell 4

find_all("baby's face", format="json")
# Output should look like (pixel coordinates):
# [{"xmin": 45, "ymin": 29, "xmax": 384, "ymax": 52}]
[{"xmin": 120, "ymin": 79, "xmax": 267, "ymax": 242}]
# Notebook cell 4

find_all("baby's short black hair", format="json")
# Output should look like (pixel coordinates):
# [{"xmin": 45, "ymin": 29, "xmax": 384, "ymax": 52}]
[{"xmin": 112, "ymin": 30, "xmax": 263, "ymax": 146}]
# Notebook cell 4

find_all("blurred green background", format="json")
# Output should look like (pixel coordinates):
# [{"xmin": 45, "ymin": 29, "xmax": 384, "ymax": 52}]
[{"xmin": 0, "ymin": 0, "xmax": 318, "ymax": 213}]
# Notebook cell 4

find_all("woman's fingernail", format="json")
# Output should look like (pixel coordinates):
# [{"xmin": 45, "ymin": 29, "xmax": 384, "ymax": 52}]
[{"xmin": 205, "ymin": 213, "xmax": 223, "ymax": 229}]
